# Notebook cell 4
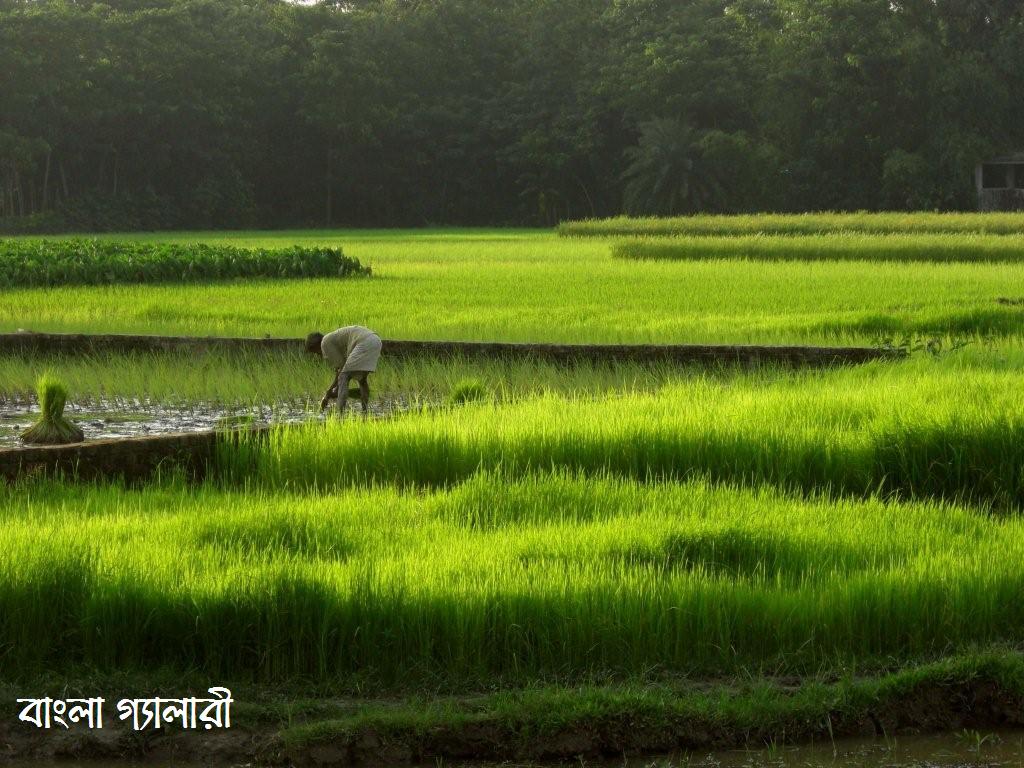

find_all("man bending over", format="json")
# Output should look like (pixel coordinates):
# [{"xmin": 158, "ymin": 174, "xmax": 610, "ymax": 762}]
[{"xmin": 305, "ymin": 325, "xmax": 383, "ymax": 416}]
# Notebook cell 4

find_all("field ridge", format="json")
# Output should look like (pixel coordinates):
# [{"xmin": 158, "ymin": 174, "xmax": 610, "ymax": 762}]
[
  {"xmin": 560, "ymin": 212, "xmax": 1024, "ymax": 238},
  {"xmin": 4, "ymin": 653, "xmax": 1022, "ymax": 765}
]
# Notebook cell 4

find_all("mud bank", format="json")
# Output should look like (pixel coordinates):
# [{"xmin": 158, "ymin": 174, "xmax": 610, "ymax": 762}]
[
  {"xmin": 2, "ymin": 654, "xmax": 1022, "ymax": 766},
  {"xmin": 0, "ymin": 331, "xmax": 904, "ymax": 368},
  {"xmin": 0, "ymin": 396, "xmax": 417, "ymax": 482},
  {"xmin": 0, "ymin": 429, "xmax": 237, "ymax": 483},
  {"xmin": 281, "ymin": 663, "xmax": 1024, "ymax": 767}
]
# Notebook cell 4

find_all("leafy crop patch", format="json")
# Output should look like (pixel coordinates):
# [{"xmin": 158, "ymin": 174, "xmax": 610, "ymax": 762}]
[{"xmin": 0, "ymin": 239, "xmax": 370, "ymax": 287}]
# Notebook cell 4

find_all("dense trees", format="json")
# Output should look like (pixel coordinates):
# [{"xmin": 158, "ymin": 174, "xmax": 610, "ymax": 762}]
[{"xmin": 1, "ymin": 0, "xmax": 1022, "ymax": 230}]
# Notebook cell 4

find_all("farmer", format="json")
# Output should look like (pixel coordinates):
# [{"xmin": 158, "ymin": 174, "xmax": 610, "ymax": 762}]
[{"xmin": 305, "ymin": 325, "xmax": 383, "ymax": 416}]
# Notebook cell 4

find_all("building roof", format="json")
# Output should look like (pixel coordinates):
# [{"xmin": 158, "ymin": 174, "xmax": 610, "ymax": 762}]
[{"xmin": 984, "ymin": 153, "xmax": 1024, "ymax": 164}]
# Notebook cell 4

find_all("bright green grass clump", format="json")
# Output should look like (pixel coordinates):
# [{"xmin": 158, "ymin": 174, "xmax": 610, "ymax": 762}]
[
  {"xmin": 18, "ymin": 374, "xmax": 83, "ymax": 445},
  {"xmin": 2, "ymin": 474, "xmax": 1023, "ymax": 685},
  {"xmin": 614, "ymin": 233, "xmax": 1024, "ymax": 263},
  {"xmin": 225, "ymin": 360, "xmax": 1024, "ymax": 508},
  {"xmin": 560, "ymin": 212, "xmax": 1024, "ymax": 238},
  {"xmin": 447, "ymin": 377, "xmax": 491, "ymax": 405},
  {"xmin": 0, "ymin": 238, "xmax": 370, "ymax": 287},
  {"xmin": 3, "ymin": 230, "xmax": 1024, "ymax": 345}
]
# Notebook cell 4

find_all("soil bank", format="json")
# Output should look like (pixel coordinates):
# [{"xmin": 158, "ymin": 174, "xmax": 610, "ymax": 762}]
[
  {"xmin": 0, "ymin": 331, "xmax": 904, "ymax": 368},
  {"xmin": 2, "ymin": 653, "xmax": 1024, "ymax": 766}
]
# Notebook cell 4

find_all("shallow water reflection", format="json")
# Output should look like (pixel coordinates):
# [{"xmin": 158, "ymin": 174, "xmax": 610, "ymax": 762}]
[
  {"xmin": 0, "ymin": 395, "xmax": 416, "ymax": 447},
  {"xmin": 624, "ymin": 732, "xmax": 1024, "ymax": 768},
  {"xmin": 0, "ymin": 732, "xmax": 1022, "ymax": 768}
]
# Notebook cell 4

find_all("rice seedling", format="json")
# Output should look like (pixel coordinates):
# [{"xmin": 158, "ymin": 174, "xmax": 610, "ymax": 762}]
[
  {"xmin": 0, "ymin": 239, "xmax": 370, "ymax": 287},
  {"xmin": 1, "ymin": 473, "xmax": 1022, "ymax": 686},
  {"xmin": 613, "ymin": 234, "xmax": 1024, "ymax": 263},
  {"xmin": 222, "ymin": 359, "xmax": 1024, "ymax": 508},
  {"xmin": 18, "ymin": 374, "xmax": 84, "ymax": 445},
  {"xmin": 559, "ymin": 212, "xmax": 1024, "ymax": 238},
  {"xmin": 0, "ymin": 350, "xmax": 713, "ymax": 405}
]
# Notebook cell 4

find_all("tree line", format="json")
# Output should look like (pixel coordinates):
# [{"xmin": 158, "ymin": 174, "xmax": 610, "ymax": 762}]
[{"xmin": 1, "ymin": 0, "xmax": 1022, "ymax": 231}]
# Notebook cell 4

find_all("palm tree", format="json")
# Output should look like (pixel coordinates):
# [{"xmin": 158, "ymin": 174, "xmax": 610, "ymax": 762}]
[{"xmin": 621, "ymin": 119, "xmax": 722, "ymax": 215}]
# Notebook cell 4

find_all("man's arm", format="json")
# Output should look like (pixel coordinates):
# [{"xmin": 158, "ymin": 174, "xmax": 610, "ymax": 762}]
[{"xmin": 320, "ymin": 372, "xmax": 340, "ymax": 411}]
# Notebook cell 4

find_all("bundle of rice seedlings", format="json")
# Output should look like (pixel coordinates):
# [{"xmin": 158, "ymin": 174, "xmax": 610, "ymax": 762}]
[
  {"xmin": 20, "ymin": 375, "xmax": 85, "ymax": 445},
  {"xmin": 215, "ymin": 414, "xmax": 258, "ymax": 431},
  {"xmin": 448, "ymin": 377, "xmax": 491, "ymax": 405}
]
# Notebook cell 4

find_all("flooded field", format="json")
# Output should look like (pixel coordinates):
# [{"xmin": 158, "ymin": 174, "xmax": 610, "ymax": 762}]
[{"xmin": 0, "ymin": 395, "xmax": 417, "ymax": 446}]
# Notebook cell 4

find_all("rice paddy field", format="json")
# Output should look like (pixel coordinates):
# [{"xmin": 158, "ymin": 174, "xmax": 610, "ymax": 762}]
[
  {"xmin": 5, "ymin": 474, "xmax": 1024, "ymax": 685},
  {"xmin": 613, "ymin": 232, "xmax": 1024, "ymax": 264},
  {"xmin": 558, "ymin": 211, "xmax": 1024, "ymax": 237},
  {"xmin": 4, "ymin": 216, "xmax": 1024, "ymax": 758},
  {"xmin": 3, "ymin": 227, "xmax": 1024, "ymax": 344}
]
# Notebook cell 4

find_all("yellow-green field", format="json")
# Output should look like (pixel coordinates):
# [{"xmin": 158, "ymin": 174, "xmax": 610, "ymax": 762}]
[{"xmin": 2, "ymin": 228, "xmax": 1024, "ymax": 344}]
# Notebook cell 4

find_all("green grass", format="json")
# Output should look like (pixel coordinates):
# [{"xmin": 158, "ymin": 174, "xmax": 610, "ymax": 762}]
[
  {"xmin": 224, "ymin": 353, "xmax": 1024, "ymax": 508},
  {"xmin": 3, "ymin": 229, "xmax": 1024, "ymax": 345},
  {"xmin": 0, "ymin": 238, "xmax": 369, "ymax": 286},
  {"xmin": 2, "ymin": 473, "xmax": 1023, "ymax": 686},
  {"xmin": 560, "ymin": 211, "xmax": 1024, "ymax": 238},
  {"xmin": 614, "ymin": 233, "xmax": 1024, "ymax": 263}
]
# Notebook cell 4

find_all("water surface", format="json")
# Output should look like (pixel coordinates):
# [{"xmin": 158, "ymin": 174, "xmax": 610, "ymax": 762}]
[{"xmin": 0, "ymin": 395, "xmax": 415, "ymax": 447}]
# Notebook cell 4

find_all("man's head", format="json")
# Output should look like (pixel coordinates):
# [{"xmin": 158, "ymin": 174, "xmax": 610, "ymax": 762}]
[{"xmin": 305, "ymin": 331, "xmax": 324, "ymax": 356}]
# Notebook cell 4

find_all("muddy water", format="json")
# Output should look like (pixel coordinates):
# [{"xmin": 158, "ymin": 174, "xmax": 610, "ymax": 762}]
[
  {"xmin": 4, "ymin": 732, "xmax": 1022, "ymax": 767},
  {"xmin": 2, "ymin": 732, "xmax": 1024, "ymax": 766},
  {"xmin": 625, "ymin": 732, "xmax": 1024, "ymax": 767},
  {"xmin": 0, "ymin": 395, "xmax": 417, "ymax": 447}
]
